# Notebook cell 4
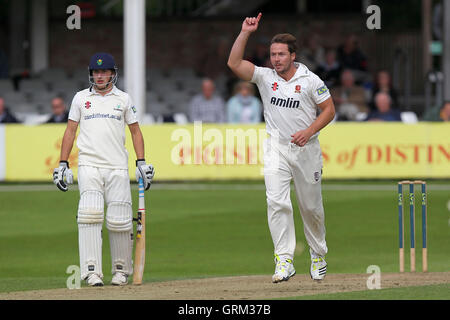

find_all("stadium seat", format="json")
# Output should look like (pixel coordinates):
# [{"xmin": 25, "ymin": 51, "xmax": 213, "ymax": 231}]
[
  {"xmin": 150, "ymin": 79, "xmax": 178, "ymax": 96},
  {"xmin": 170, "ymin": 67, "xmax": 197, "ymax": 81},
  {"xmin": 400, "ymin": 111, "xmax": 418, "ymax": 124},
  {"xmin": 146, "ymin": 91, "xmax": 160, "ymax": 104},
  {"xmin": 50, "ymin": 79, "xmax": 81, "ymax": 96},
  {"xmin": 173, "ymin": 113, "xmax": 188, "ymax": 125},
  {"xmin": 19, "ymin": 79, "xmax": 48, "ymax": 94},
  {"xmin": 15, "ymin": 102, "xmax": 35, "ymax": 113},
  {"xmin": 0, "ymin": 79, "xmax": 14, "ymax": 92},
  {"xmin": 355, "ymin": 112, "xmax": 368, "ymax": 121},
  {"xmin": 164, "ymin": 91, "xmax": 190, "ymax": 108},
  {"xmin": 141, "ymin": 113, "xmax": 155, "ymax": 125},
  {"xmin": 33, "ymin": 92, "xmax": 57, "ymax": 113},
  {"xmin": 146, "ymin": 101, "xmax": 167, "ymax": 117},
  {"xmin": 147, "ymin": 68, "xmax": 167, "ymax": 81},
  {"xmin": 39, "ymin": 68, "xmax": 68, "ymax": 82},
  {"xmin": 2, "ymin": 91, "xmax": 28, "ymax": 106},
  {"xmin": 15, "ymin": 112, "xmax": 51, "ymax": 125},
  {"xmin": 70, "ymin": 69, "xmax": 89, "ymax": 83}
]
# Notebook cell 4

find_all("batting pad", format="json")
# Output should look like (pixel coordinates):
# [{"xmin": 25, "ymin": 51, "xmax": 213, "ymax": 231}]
[
  {"xmin": 78, "ymin": 223, "xmax": 103, "ymax": 280},
  {"xmin": 77, "ymin": 190, "xmax": 104, "ymax": 224},
  {"xmin": 105, "ymin": 201, "xmax": 133, "ymax": 232},
  {"xmin": 109, "ymin": 230, "xmax": 133, "ymax": 275}
]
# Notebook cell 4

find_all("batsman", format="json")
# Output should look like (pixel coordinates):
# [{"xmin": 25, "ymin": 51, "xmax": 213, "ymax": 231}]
[{"xmin": 53, "ymin": 52, "xmax": 154, "ymax": 286}]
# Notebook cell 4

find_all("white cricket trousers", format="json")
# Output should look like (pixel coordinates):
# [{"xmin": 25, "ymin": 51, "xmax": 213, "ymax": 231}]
[
  {"xmin": 263, "ymin": 137, "xmax": 328, "ymax": 261},
  {"xmin": 77, "ymin": 165, "xmax": 133, "ymax": 280}
]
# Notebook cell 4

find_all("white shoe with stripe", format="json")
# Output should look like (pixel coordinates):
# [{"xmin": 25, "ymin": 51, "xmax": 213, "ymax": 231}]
[
  {"xmin": 272, "ymin": 254, "xmax": 296, "ymax": 283},
  {"xmin": 86, "ymin": 273, "xmax": 104, "ymax": 287},
  {"xmin": 310, "ymin": 257, "xmax": 327, "ymax": 281},
  {"xmin": 111, "ymin": 271, "xmax": 128, "ymax": 286}
]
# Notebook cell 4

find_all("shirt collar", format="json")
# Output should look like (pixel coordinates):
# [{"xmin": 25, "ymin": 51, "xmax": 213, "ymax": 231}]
[
  {"xmin": 89, "ymin": 85, "xmax": 119, "ymax": 96},
  {"xmin": 273, "ymin": 62, "xmax": 309, "ymax": 82},
  {"xmin": 292, "ymin": 62, "xmax": 309, "ymax": 79}
]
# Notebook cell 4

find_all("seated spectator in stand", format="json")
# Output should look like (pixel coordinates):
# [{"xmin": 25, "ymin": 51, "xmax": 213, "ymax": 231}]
[
  {"xmin": 439, "ymin": 101, "xmax": 450, "ymax": 121},
  {"xmin": 365, "ymin": 92, "xmax": 401, "ymax": 121},
  {"xmin": 315, "ymin": 48, "xmax": 342, "ymax": 88},
  {"xmin": 46, "ymin": 97, "xmax": 69, "ymax": 123},
  {"xmin": 331, "ymin": 70, "xmax": 369, "ymax": 121},
  {"xmin": 0, "ymin": 97, "xmax": 20, "ymax": 123},
  {"xmin": 227, "ymin": 81, "xmax": 262, "ymax": 123},
  {"xmin": 298, "ymin": 33, "xmax": 325, "ymax": 72},
  {"xmin": 369, "ymin": 70, "xmax": 399, "ymax": 111},
  {"xmin": 337, "ymin": 34, "xmax": 368, "ymax": 83},
  {"xmin": 189, "ymin": 78, "xmax": 226, "ymax": 123},
  {"xmin": 422, "ymin": 101, "xmax": 450, "ymax": 121}
]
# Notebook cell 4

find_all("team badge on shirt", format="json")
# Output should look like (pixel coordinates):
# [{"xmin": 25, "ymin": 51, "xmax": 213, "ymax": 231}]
[
  {"xmin": 295, "ymin": 85, "xmax": 301, "ymax": 94},
  {"xmin": 85, "ymin": 101, "xmax": 91, "ymax": 109},
  {"xmin": 113, "ymin": 104, "xmax": 122, "ymax": 112},
  {"xmin": 271, "ymin": 82, "xmax": 278, "ymax": 91},
  {"xmin": 317, "ymin": 85, "xmax": 329, "ymax": 96}
]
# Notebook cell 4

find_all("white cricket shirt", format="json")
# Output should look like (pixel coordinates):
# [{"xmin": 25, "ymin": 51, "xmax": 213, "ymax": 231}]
[
  {"xmin": 251, "ymin": 62, "xmax": 331, "ymax": 144},
  {"xmin": 68, "ymin": 86, "xmax": 138, "ymax": 169}
]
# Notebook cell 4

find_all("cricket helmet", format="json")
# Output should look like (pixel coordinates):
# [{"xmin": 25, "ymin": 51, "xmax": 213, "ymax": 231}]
[{"xmin": 88, "ymin": 52, "xmax": 118, "ymax": 88}]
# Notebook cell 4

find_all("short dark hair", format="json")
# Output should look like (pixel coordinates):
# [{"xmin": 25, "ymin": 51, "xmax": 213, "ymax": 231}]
[{"xmin": 271, "ymin": 33, "xmax": 297, "ymax": 54}]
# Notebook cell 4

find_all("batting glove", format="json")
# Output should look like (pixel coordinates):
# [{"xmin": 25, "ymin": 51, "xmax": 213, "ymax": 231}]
[
  {"xmin": 53, "ymin": 161, "xmax": 74, "ymax": 192},
  {"xmin": 135, "ymin": 159, "xmax": 155, "ymax": 190}
]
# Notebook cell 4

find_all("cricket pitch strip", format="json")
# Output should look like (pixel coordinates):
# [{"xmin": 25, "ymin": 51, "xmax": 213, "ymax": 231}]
[{"xmin": 1, "ymin": 272, "xmax": 449, "ymax": 300}]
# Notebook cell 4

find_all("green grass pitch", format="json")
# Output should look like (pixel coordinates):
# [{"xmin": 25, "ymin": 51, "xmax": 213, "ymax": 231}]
[{"xmin": 0, "ymin": 181, "xmax": 449, "ymax": 298}]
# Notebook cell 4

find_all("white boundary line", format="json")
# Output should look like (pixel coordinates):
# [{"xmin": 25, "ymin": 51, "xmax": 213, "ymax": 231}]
[{"xmin": 0, "ymin": 183, "xmax": 450, "ymax": 192}]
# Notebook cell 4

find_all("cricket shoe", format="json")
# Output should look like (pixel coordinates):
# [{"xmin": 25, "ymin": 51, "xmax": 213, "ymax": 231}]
[
  {"xmin": 310, "ymin": 257, "xmax": 327, "ymax": 281},
  {"xmin": 272, "ymin": 254, "xmax": 296, "ymax": 283},
  {"xmin": 86, "ymin": 274, "xmax": 104, "ymax": 287},
  {"xmin": 111, "ymin": 272, "xmax": 128, "ymax": 286}
]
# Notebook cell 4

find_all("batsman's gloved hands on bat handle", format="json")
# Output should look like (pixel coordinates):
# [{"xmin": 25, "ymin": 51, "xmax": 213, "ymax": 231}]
[
  {"xmin": 53, "ymin": 161, "xmax": 74, "ymax": 192},
  {"xmin": 136, "ymin": 159, "xmax": 155, "ymax": 190}
]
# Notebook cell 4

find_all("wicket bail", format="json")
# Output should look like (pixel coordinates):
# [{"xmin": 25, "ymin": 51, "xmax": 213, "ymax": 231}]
[{"xmin": 397, "ymin": 180, "xmax": 427, "ymax": 273}]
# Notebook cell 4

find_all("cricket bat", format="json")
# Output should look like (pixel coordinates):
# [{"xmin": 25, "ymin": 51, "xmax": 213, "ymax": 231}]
[{"xmin": 133, "ymin": 177, "xmax": 146, "ymax": 285}]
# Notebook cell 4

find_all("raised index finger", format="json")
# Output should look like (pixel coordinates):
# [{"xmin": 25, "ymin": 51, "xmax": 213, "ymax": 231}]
[{"xmin": 256, "ymin": 12, "xmax": 262, "ymax": 22}]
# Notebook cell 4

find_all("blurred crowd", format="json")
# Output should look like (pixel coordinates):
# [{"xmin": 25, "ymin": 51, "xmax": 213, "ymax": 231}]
[
  {"xmin": 0, "ymin": 95, "xmax": 69, "ymax": 124},
  {"xmin": 184, "ymin": 32, "xmax": 449, "ymax": 124},
  {"xmin": 0, "ymin": 33, "xmax": 449, "ymax": 124}
]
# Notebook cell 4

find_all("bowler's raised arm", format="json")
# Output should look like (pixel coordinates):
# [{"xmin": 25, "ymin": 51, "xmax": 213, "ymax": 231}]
[{"xmin": 227, "ymin": 13, "xmax": 262, "ymax": 81}]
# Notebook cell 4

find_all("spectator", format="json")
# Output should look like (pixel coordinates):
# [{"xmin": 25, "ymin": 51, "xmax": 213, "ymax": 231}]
[
  {"xmin": 365, "ymin": 92, "xmax": 401, "ymax": 121},
  {"xmin": 315, "ymin": 48, "xmax": 342, "ymax": 88},
  {"xmin": 189, "ymin": 78, "xmax": 226, "ymax": 123},
  {"xmin": 336, "ymin": 34, "xmax": 368, "ymax": 83},
  {"xmin": 369, "ymin": 70, "xmax": 400, "ymax": 110},
  {"xmin": 46, "ymin": 97, "xmax": 69, "ymax": 123},
  {"xmin": 227, "ymin": 81, "xmax": 262, "ymax": 123},
  {"xmin": 298, "ymin": 33, "xmax": 326, "ymax": 72},
  {"xmin": 0, "ymin": 97, "xmax": 20, "ymax": 123},
  {"xmin": 423, "ymin": 100, "xmax": 450, "ymax": 121},
  {"xmin": 331, "ymin": 69, "xmax": 369, "ymax": 121},
  {"xmin": 439, "ymin": 101, "xmax": 450, "ymax": 121}
]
